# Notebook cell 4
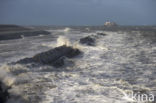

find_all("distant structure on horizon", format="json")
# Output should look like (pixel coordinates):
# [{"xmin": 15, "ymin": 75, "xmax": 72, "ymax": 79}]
[{"xmin": 104, "ymin": 21, "xmax": 118, "ymax": 27}]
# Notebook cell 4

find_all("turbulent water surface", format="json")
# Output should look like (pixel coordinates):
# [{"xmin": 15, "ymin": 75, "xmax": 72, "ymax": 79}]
[{"xmin": 0, "ymin": 27, "xmax": 156, "ymax": 103}]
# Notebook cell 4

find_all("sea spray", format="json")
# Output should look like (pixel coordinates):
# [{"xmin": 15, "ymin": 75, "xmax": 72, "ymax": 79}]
[
  {"xmin": 0, "ymin": 65, "xmax": 15, "ymax": 103},
  {"xmin": 64, "ymin": 27, "xmax": 71, "ymax": 32},
  {"xmin": 0, "ymin": 64, "xmax": 29, "ymax": 103},
  {"xmin": 0, "ymin": 66, "xmax": 15, "ymax": 87},
  {"xmin": 57, "ymin": 36, "xmax": 71, "ymax": 47}
]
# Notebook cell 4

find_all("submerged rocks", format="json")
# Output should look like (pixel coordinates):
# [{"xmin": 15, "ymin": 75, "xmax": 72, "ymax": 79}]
[
  {"xmin": 16, "ymin": 45, "xmax": 81, "ymax": 67},
  {"xmin": 79, "ymin": 32, "xmax": 107, "ymax": 46},
  {"xmin": 79, "ymin": 36, "xmax": 96, "ymax": 46},
  {"xmin": 0, "ymin": 81, "xmax": 10, "ymax": 103},
  {"xmin": 97, "ymin": 32, "xmax": 107, "ymax": 36}
]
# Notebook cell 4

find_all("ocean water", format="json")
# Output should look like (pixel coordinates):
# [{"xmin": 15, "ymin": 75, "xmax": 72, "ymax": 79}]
[{"xmin": 0, "ymin": 28, "xmax": 156, "ymax": 103}]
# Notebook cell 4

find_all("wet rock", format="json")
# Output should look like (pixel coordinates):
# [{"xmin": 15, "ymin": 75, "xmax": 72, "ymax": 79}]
[
  {"xmin": 16, "ymin": 45, "xmax": 81, "ymax": 67},
  {"xmin": 79, "ymin": 36, "xmax": 96, "ymax": 46},
  {"xmin": 97, "ymin": 32, "xmax": 107, "ymax": 36},
  {"xmin": 17, "ymin": 58, "xmax": 34, "ymax": 64},
  {"xmin": 52, "ymin": 57, "xmax": 65, "ymax": 67},
  {"xmin": 0, "ymin": 81, "xmax": 10, "ymax": 103}
]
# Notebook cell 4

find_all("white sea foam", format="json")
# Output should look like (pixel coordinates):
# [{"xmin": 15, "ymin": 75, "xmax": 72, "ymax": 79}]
[
  {"xmin": 0, "ymin": 29, "xmax": 155, "ymax": 103},
  {"xmin": 0, "ymin": 64, "xmax": 15, "ymax": 86},
  {"xmin": 0, "ymin": 64, "xmax": 29, "ymax": 103}
]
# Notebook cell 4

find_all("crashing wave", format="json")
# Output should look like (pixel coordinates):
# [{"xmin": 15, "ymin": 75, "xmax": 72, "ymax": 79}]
[
  {"xmin": 0, "ymin": 65, "xmax": 28, "ymax": 103},
  {"xmin": 64, "ymin": 27, "xmax": 71, "ymax": 32}
]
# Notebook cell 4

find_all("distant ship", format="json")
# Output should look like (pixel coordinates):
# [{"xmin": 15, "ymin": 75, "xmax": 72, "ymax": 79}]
[{"xmin": 104, "ymin": 21, "xmax": 118, "ymax": 27}]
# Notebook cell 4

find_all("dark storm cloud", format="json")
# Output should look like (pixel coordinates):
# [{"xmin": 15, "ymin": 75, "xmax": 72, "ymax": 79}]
[{"xmin": 0, "ymin": 0, "xmax": 156, "ymax": 25}]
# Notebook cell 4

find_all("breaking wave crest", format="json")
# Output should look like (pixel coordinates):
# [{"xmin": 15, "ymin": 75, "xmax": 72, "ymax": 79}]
[
  {"xmin": 0, "ymin": 64, "xmax": 29, "ymax": 103},
  {"xmin": 56, "ymin": 36, "xmax": 71, "ymax": 47}
]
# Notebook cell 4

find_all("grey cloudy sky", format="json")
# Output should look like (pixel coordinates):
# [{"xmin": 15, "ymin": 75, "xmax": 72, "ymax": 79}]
[{"xmin": 0, "ymin": 0, "xmax": 156, "ymax": 25}]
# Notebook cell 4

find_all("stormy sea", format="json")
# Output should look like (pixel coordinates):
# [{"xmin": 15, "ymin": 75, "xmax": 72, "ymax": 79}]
[{"xmin": 0, "ymin": 25, "xmax": 156, "ymax": 103}]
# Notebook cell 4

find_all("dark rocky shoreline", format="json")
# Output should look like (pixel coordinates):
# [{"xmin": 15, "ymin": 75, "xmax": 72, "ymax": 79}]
[
  {"xmin": 0, "ymin": 25, "xmax": 51, "ymax": 41},
  {"xmin": 16, "ymin": 45, "xmax": 81, "ymax": 67},
  {"xmin": 0, "ymin": 30, "xmax": 51, "ymax": 41}
]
